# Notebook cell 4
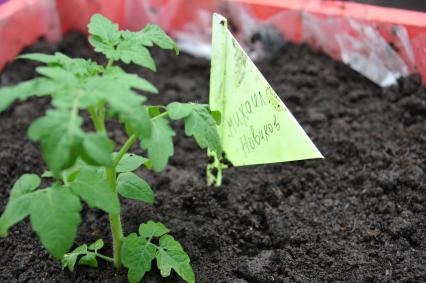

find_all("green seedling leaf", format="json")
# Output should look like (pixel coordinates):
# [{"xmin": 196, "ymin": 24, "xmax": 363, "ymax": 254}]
[
  {"xmin": 117, "ymin": 32, "xmax": 156, "ymax": 71},
  {"xmin": 88, "ymin": 239, "xmax": 104, "ymax": 251},
  {"xmin": 166, "ymin": 102, "xmax": 193, "ymax": 120},
  {"xmin": 157, "ymin": 235, "xmax": 195, "ymax": 283},
  {"xmin": 121, "ymin": 233, "xmax": 157, "ymax": 283},
  {"xmin": 138, "ymin": 24, "xmax": 179, "ymax": 54},
  {"xmin": 88, "ymin": 14, "xmax": 120, "ymax": 43},
  {"xmin": 140, "ymin": 117, "xmax": 175, "ymax": 172},
  {"xmin": 41, "ymin": 171, "xmax": 54, "ymax": 178},
  {"xmin": 167, "ymin": 103, "xmax": 222, "ymax": 155},
  {"xmin": 0, "ymin": 174, "xmax": 41, "ymax": 236},
  {"xmin": 9, "ymin": 174, "xmax": 41, "ymax": 199},
  {"xmin": 20, "ymin": 52, "xmax": 103, "ymax": 78},
  {"xmin": 88, "ymin": 14, "xmax": 177, "ymax": 71},
  {"xmin": 114, "ymin": 153, "xmax": 149, "ymax": 173},
  {"xmin": 184, "ymin": 105, "xmax": 222, "ymax": 156},
  {"xmin": 103, "ymin": 67, "xmax": 158, "ymax": 93},
  {"xmin": 30, "ymin": 185, "xmax": 82, "ymax": 259},
  {"xmin": 78, "ymin": 253, "xmax": 98, "ymax": 268},
  {"xmin": 18, "ymin": 53, "xmax": 59, "ymax": 64},
  {"xmin": 0, "ymin": 78, "xmax": 58, "ymax": 113},
  {"xmin": 82, "ymin": 133, "xmax": 115, "ymax": 166},
  {"xmin": 36, "ymin": 66, "xmax": 78, "ymax": 86},
  {"xmin": 138, "ymin": 221, "xmax": 169, "ymax": 239},
  {"xmin": 70, "ymin": 168, "xmax": 120, "ymax": 214},
  {"xmin": 121, "ymin": 221, "xmax": 193, "ymax": 282},
  {"xmin": 62, "ymin": 244, "xmax": 88, "ymax": 272},
  {"xmin": 28, "ymin": 109, "xmax": 84, "ymax": 175},
  {"xmin": 117, "ymin": 172, "xmax": 154, "ymax": 204},
  {"xmin": 62, "ymin": 238, "xmax": 104, "ymax": 271},
  {"xmin": 88, "ymin": 14, "xmax": 120, "ymax": 58},
  {"xmin": 109, "ymin": 92, "xmax": 151, "ymax": 136}
]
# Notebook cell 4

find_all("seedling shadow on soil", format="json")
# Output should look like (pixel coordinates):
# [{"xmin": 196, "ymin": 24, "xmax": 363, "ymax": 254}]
[{"xmin": 0, "ymin": 32, "xmax": 425, "ymax": 282}]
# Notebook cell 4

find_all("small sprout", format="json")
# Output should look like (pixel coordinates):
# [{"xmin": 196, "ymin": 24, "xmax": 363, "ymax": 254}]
[{"xmin": 121, "ymin": 221, "xmax": 194, "ymax": 283}]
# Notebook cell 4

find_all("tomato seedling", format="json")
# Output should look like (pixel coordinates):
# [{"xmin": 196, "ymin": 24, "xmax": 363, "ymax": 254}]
[{"xmin": 0, "ymin": 14, "xmax": 222, "ymax": 283}]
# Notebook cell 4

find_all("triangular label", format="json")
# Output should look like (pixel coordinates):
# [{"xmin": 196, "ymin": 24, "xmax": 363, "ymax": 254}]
[{"xmin": 209, "ymin": 13, "xmax": 323, "ymax": 166}]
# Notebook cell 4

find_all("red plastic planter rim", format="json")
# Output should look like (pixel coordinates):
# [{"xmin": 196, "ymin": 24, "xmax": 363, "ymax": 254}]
[{"xmin": 1, "ymin": 0, "xmax": 426, "ymax": 83}]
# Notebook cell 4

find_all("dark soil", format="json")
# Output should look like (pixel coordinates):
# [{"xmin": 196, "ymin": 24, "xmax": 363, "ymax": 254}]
[{"xmin": 1, "ymin": 32, "xmax": 426, "ymax": 283}]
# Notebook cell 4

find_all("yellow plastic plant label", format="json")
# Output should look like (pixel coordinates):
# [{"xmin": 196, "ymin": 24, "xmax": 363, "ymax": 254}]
[{"xmin": 209, "ymin": 13, "xmax": 323, "ymax": 166}]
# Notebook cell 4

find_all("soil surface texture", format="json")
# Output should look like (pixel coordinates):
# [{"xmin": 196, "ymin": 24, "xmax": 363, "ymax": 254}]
[{"xmin": 0, "ymin": 32, "xmax": 425, "ymax": 282}]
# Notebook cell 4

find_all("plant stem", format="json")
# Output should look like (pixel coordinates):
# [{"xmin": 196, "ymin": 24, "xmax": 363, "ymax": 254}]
[
  {"xmin": 207, "ymin": 149, "xmax": 225, "ymax": 187},
  {"xmin": 105, "ymin": 134, "xmax": 140, "ymax": 268},
  {"xmin": 152, "ymin": 111, "xmax": 168, "ymax": 120},
  {"xmin": 112, "ymin": 134, "xmax": 139, "ymax": 168},
  {"xmin": 106, "ymin": 59, "xmax": 115, "ymax": 69},
  {"xmin": 92, "ymin": 57, "xmax": 126, "ymax": 269},
  {"xmin": 88, "ymin": 106, "xmax": 104, "ymax": 132},
  {"xmin": 97, "ymin": 100, "xmax": 105, "ymax": 132},
  {"xmin": 215, "ymin": 164, "xmax": 223, "ymax": 187},
  {"xmin": 95, "ymin": 252, "xmax": 115, "ymax": 263},
  {"xmin": 105, "ymin": 166, "xmax": 124, "ymax": 269}
]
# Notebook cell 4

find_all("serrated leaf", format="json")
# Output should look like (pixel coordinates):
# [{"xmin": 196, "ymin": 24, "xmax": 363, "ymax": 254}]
[
  {"xmin": 138, "ymin": 221, "xmax": 169, "ymax": 240},
  {"xmin": 88, "ymin": 14, "xmax": 120, "ymax": 58},
  {"xmin": 117, "ymin": 172, "xmax": 154, "ymax": 204},
  {"xmin": 30, "ymin": 186, "xmax": 82, "ymax": 259},
  {"xmin": 103, "ymin": 67, "xmax": 157, "ymax": 93},
  {"xmin": 140, "ymin": 117, "xmax": 175, "ymax": 172},
  {"xmin": 18, "ymin": 53, "xmax": 58, "ymax": 64},
  {"xmin": 139, "ymin": 24, "xmax": 179, "ymax": 54},
  {"xmin": 70, "ymin": 168, "xmax": 120, "ymax": 214},
  {"xmin": 41, "ymin": 171, "xmax": 54, "ymax": 178},
  {"xmin": 121, "ymin": 233, "xmax": 157, "ymax": 283},
  {"xmin": 167, "ymin": 103, "xmax": 221, "ymax": 155},
  {"xmin": 184, "ymin": 105, "xmax": 222, "ymax": 156},
  {"xmin": 88, "ymin": 14, "xmax": 120, "ymax": 43},
  {"xmin": 89, "ymin": 35, "xmax": 119, "ymax": 59},
  {"xmin": 157, "ymin": 235, "xmax": 195, "ymax": 283},
  {"xmin": 107, "ymin": 91, "xmax": 151, "ymax": 136},
  {"xmin": 88, "ymin": 239, "xmax": 104, "ymax": 251},
  {"xmin": 0, "ymin": 78, "xmax": 58, "ymax": 113},
  {"xmin": 82, "ymin": 133, "xmax": 114, "ymax": 166},
  {"xmin": 78, "ymin": 253, "xmax": 98, "ymax": 268},
  {"xmin": 9, "ymin": 174, "xmax": 41, "ymax": 199},
  {"xmin": 114, "ymin": 153, "xmax": 149, "ymax": 173},
  {"xmin": 116, "ymin": 35, "xmax": 156, "ymax": 71},
  {"xmin": 61, "ymin": 244, "xmax": 88, "ymax": 272},
  {"xmin": 19, "ymin": 52, "xmax": 103, "ymax": 77},
  {"xmin": 166, "ymin": 102, "xmax": 194, "ymax": 120},
  {"xmin": 36, "ymin": 66, "xmax": 78, "ymax": 86},
  {"xmin": 118, "ymin": 73, "xmax": 157, "ymax": 93},
  {"xmin": 0, "ymin": 174, "xmax": 41, "ymax": 236},
  {"xmin": 28, "ymin": 109, "xmax": 84, "ymax": 175}
]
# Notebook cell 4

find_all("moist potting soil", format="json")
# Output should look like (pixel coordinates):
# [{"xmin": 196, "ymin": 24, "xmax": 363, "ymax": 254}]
[{"xmin": 0, "ymin": 32, "xmax": 425, "ymax": 282}]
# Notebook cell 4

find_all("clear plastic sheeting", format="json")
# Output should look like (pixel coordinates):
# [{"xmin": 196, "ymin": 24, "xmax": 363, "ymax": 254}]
[
  {"xmin": 153, "ymin": 0, "xmax": 413, "ymax": 87},
  {"xmin": 175, "ymin": 10, "xmax": 213, "ymax": 59},
  {"xmin": 303, "ymin": 13, "xmax": 409, "ymax": 87},
  {"xmin": 174, "ymin": 3, "xmax": 285, "ymax": 61},
  {"xmin": 337, "ymin": 20, "xmax": 409, "ymax": 87}
]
